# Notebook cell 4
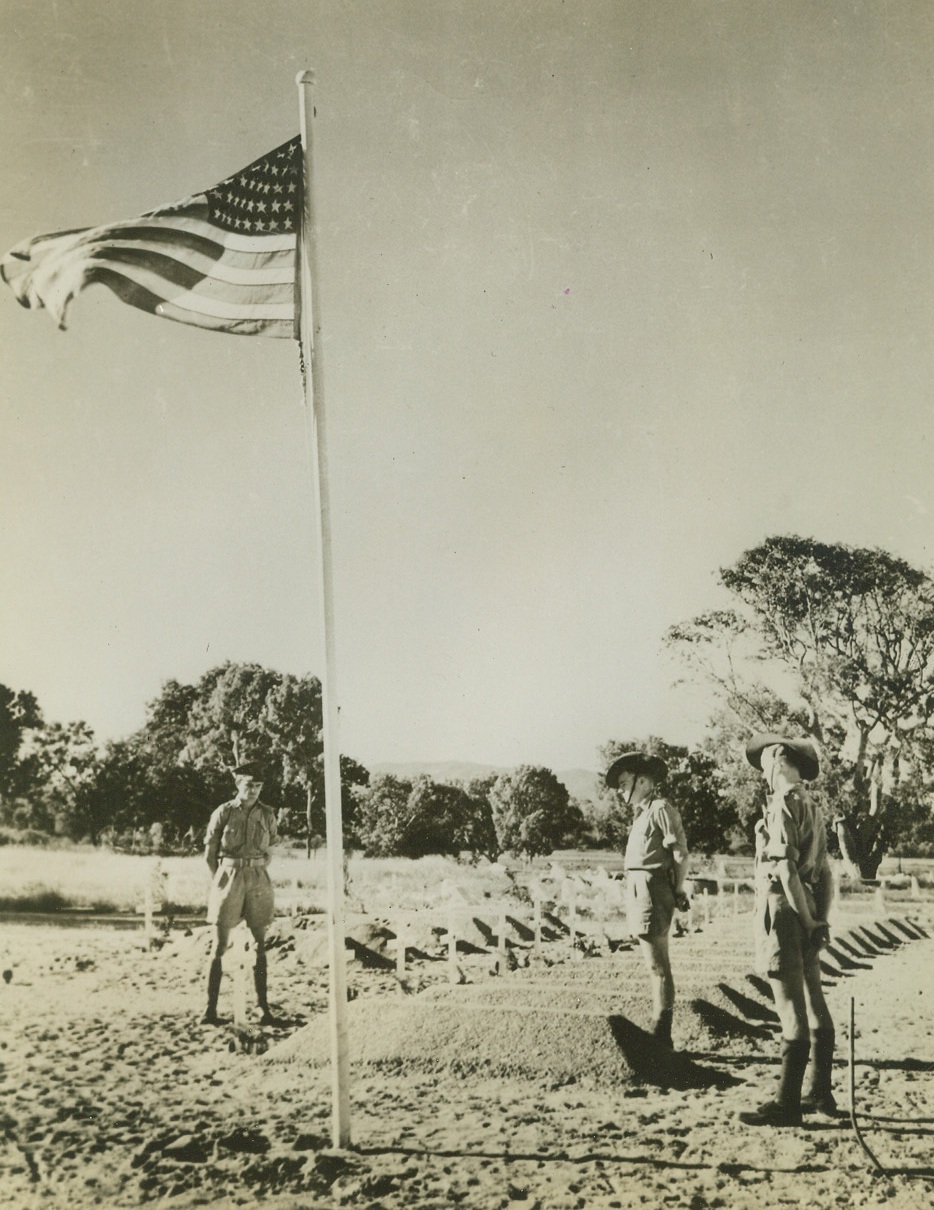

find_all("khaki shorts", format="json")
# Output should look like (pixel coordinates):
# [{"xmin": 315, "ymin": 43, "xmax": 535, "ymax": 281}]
[
  {"xmin": 754, "ymin": 886, "xmax": 819, "ymax": 980},
  {"xmin": 626, "ymin": 869, "xmax": 675, "ymax": 940},
  {"xmin": 207, "ymin": 863, "xmax": 275, "ymax": 932}
]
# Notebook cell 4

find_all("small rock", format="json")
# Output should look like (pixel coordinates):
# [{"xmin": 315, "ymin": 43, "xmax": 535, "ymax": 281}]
[
  {"xmin": 292, "ymin": 1131, "xmax": 329, "ymax": 1151},
  {"xmin": 217, "ymin": 1127, "xmax": 270, "ymax": 1155},
  {"xmin": 314, "ymin": 1148, "xmax": 353, "ymax": 1183},
  {"xmin": 161, "ymin": 1134, "xmax": 209, "ymax": 1163}
]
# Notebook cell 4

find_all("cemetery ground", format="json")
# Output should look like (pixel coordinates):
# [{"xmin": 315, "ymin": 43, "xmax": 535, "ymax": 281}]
[{"xmin": 1, "ymin": 847, "xmax": 933, "ymax": 1210}]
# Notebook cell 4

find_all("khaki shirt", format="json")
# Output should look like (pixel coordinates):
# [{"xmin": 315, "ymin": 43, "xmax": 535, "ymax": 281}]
[
  {"xmin": 759, "ymin": 785, "xmax": 827, "ymax": 888},
  {"xmin": 624, "ymin": 797, "xmax": 688, "ymax": 872},
  {"xmin": 204, "ymin": 798, "xmax": 278, "ymax": 866}
]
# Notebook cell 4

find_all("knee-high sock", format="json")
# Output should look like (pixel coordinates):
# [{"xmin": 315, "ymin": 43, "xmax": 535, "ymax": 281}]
[
  {"xmin": 777, "ymin": 1037, "xmax": 810, "ymax": 1109},
  {"xmin": 206, "ymin": 958, "xmax": 223, "ymax": 1015},
  {"xmin": 803, "ymin": 1027, "xmax": 835, "ymax": 1099},
  {"xmin": 253, "ymin": 948, "xmax": 269, "ymax": 1012}
]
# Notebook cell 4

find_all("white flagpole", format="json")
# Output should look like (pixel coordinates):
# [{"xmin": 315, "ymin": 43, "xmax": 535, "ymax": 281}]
[{"xmin": 296, "ymin": 69, "xmax": 351, "ymax": 1149}]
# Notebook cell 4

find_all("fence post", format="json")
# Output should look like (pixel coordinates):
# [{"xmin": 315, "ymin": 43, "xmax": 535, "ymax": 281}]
[
  {"xmin": 143, "ymin": 878, "xmax": 154, "ymax": 949},
  {"xmin": 496, "ymin": 911, "xmax": 507, "ymax": 975},
  {"xmin": 396, "ymin": 916, "xmax": 407, "ymax": 977},
  {"xmin": 703, "ymin": 888, "xmax": 712, "ymax": 926},
  {"xmin": 233, "ymin": 931, "xmax": 248, "ymax": 1028},
  {"xmin": 447, "ymin": 909, "xmax": 458, "ymax": 984},
  {"xmin": 533, "ymin": 895, "xmax": 542, "ymax": 953}
]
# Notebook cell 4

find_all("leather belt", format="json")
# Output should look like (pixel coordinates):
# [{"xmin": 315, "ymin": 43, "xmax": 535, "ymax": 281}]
[{"xmin": 219, "ymin": 856, "xmax": 268, "ymax": 868}]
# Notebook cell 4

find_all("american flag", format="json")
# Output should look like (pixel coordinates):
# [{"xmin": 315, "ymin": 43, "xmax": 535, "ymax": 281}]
[{"xmin": 1, "ymin": 138, "xmax": 301, "ymax": 339}]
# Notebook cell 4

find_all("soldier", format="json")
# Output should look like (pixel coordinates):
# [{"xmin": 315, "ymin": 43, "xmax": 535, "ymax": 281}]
[
  {"xmin": 606, "ymin": 751, "xmax": 690, "ymax": 1048},
  {"xmin": 202, "ymin": 761, "xmax": 279, "ymax": 1026},
  {"xmin": 739, "ymin": 734, "xmax": 836, "ymax": 1126}
]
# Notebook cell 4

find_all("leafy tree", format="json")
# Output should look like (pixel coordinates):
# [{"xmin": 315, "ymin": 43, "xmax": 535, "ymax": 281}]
[
  {"xmin": 0, "ymin": 684, "xmax": 44, "ymax": 813},
  {"xmin": 667, "ymin": 535, "xmax": 934, "ymax": 876},
  {"xmin": 459, "ymin": 776, "xmax": 500, "ymax": 861},
  {"xmin": 23, "ymin": 721, "xmax": 100, "ymax": 838},
  {"xmin": 280, "ymin": 752, "xmax": 369, "ymax": 851},
  {"xmin": 183, "ymin": 662, "xmax": 284, "ymax": 772},
  {"xmin": 353, "ymin": 773, "xmax": 413, "ymax": 857},
  {"xmin": 488, "ymin": 765, "xmax": 582, "ymax": 858},
  {"xmin": 401, "ymin": 776, "xmax": 471, "ymax": 857}
]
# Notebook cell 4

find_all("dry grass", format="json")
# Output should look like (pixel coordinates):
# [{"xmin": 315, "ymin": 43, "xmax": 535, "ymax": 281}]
[
  {"xmin": 3, "ymin": 842, "xmax": 929, "ymax": 917},
  {"xmin": 0, "ymin": 845, "xmax": 516, "ymax": 916}
]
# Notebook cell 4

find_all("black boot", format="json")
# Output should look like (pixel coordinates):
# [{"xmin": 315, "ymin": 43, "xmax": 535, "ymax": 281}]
[
  {"xmin": 739, "ymin": 1037, "xmax": 809, "ymax": 1127},
  {"xmin": 651, "ymin": 1008, "xmax": 674, "ymax": 1049},
  {"xmin": 254, "ymin": 949, "xmax": 278, "ymax": 1025},
  {"xmin": 201, "ymin": 958, "xmax": 223, "ymax": 1025},
  {"xmin": 801, "ymin": 1028, "xmax": 838, "ymax": 1116}
]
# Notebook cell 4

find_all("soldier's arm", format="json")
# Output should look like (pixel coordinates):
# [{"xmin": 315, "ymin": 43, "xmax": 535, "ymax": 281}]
[
  {"xmin": 658, "ymin": 802, "xmax": 690, "ymax": 894},
  {"xmin": 203, "ymin": 806, "xmax": 226, "ymax": 876},
  {"xmin": 775, "ymin": 857, "xmax": 819, "ymax": 931}
]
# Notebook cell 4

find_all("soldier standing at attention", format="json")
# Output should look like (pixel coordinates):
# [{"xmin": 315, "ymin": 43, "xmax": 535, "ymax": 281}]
[
  {"xmin": 202, "ymin": 761, "xmax": 279, "ymax": 1026},
  {"xmin": 606, "ymin": 751, "xmax": 690, "ymax": 1048},
  {"xmin": 739, "ymin": 734, "xmax": 836, "ymax": 1127}
]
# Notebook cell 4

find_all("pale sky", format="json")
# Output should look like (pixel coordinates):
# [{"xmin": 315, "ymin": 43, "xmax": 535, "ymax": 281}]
[{"xmin": 2, "ymin": 1, "xmax": 932, "ymax": 772}]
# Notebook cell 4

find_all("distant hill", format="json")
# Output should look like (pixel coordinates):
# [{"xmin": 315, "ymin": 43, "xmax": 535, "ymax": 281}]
[{"xmin": 369, "ymin": 761, "xmax": 602, "ymax": 803}]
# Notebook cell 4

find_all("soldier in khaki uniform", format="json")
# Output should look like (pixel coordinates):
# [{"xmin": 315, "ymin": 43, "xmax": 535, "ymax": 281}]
[
  {"xmin": 606, "ymin": 751, "xmax": 690, "ymax": 1048},
  {"xmin": 739, "ymin": 734, "xmax": 836, "ymax": 1127},
  {"xmin": 202, "ymin": 761, "xmax": 279, "ymax": 1025}
]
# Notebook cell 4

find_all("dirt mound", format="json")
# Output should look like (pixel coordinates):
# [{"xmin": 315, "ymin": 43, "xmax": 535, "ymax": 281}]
[{"xmin": 266, "ymin": 994, "xmax": 740, "ymax": 1091}]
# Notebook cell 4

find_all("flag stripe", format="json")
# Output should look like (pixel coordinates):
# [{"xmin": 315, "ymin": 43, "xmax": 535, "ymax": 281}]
[
  {"xmin": 87, "ymin": 253, "xmax": 293, "ymax": 319},
  {"xmin": 97, "ymin": 242, "xmax": 295, "ymax": 288},
  {"xmin": 89, "ymin": 267, "xmax": 295, "ymax": 337}
]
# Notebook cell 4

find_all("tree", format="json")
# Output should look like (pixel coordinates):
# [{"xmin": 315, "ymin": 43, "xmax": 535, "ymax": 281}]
[
  {"xmin": 183, "ymin": 662, "xmax": 284, "ymax": 772},
  {"xmin": 459, "ymin": 776, "xmax": 500, "ymax": 861},
  {"xmin": 24, "ymin": 721, "xmax": 100, "ymax": 838},
  {"xmin": 667, "ymin": 535, "xmax": 934, "ymax": 876},
  {"xmin": 488, "ymin": 765, "xmax": 582, "ymax": 858},
  {"xmin": 0, "ymin": 684, "xmax": 44, "ymax": 815},
  {"xmin": 353, "ymin": 773, "xmax": 413, "ymax": 857}
]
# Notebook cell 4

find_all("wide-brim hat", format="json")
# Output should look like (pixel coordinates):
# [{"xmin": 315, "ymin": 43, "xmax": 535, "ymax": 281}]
[
  {"xmin": 745, "ymin": 734, "xmax": 820, "ymax": 782},
  {"xmin": 605, "ymin": 751, "xmax": 669, "ymax": 790},
  {"xmin": 232, "ymin": 761, "xmax": 266, "ymax": 781}
]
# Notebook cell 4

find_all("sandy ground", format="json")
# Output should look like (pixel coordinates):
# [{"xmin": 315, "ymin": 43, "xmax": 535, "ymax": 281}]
[{"xmin": 1, "ymin": 894, "xmax": 932, "ymax": 1210}]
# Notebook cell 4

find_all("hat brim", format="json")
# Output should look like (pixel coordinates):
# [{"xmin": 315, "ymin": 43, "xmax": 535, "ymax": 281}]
[
  {"xmin": 745, "ymin": 734, "xmax": 820, "ymax": 781},
  {"xmin": 605, "ymin": 751, "xmax": 669, "ymax": 790}
]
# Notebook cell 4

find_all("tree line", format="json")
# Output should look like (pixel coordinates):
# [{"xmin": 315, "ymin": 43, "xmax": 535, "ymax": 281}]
[{"xmin": 3, "ymin": 536, "xmax": 934, "ymax": 869}]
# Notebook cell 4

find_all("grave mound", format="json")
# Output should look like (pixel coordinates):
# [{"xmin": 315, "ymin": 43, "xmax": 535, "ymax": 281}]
[{"xmin": 266, "ymin": 994, "xmax": 743, "ymax": 1089}]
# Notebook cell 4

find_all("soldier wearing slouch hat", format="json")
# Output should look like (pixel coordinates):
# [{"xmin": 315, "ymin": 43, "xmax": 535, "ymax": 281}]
[
  {"xmin": 738, "ymin": 733, "xmax": 837, "ymax": 1127},
  {"xmin": 606, "ymin": 750, "xmax": 690, "ymax": 1049}
]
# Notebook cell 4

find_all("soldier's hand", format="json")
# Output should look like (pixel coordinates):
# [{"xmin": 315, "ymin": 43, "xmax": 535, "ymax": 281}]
[
  {"xmin": 674, "ymin": 891, "xmax": 690, "ymax": 913},
  {"xmin": 809, "ymin": 921, "xmax": 831, "ymax": 951}
]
